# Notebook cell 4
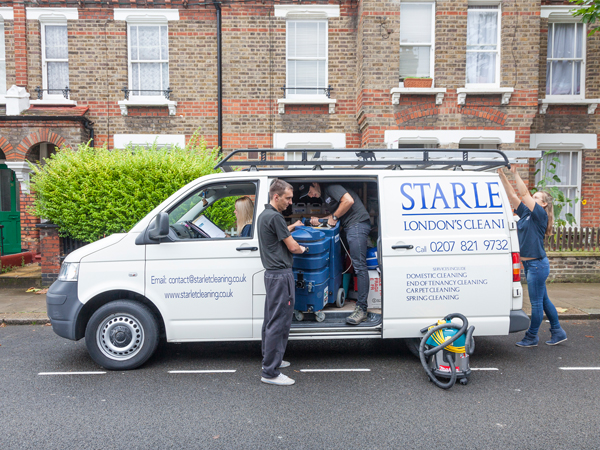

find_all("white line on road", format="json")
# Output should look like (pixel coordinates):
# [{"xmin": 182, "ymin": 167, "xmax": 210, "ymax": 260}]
[
  {"xmin": 168, "ymin": 370, "xmax": 237, "ymax": 374},
  {"xmin": 559, "ymin": 367, "xmax": 600, "ymax": 371},
  {"xmin": 38, "ymin": 372, "xmax": 106, "ymax": 375},
  {"xmin": 470, "ymin": 368, "xmax": 499, "ymax": 371},
  {"xmin": 300, "ymin": 369, "xmax": 371, "ymax": 372}
]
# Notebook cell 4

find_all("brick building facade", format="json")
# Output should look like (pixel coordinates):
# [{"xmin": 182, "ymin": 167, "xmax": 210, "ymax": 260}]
[{"xmin": 0, "ymin": 0, "xmax": 598, "ymax": 254}]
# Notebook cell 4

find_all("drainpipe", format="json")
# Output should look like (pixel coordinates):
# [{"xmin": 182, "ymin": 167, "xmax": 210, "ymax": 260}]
[{"xmin": 213, "ymin": 0, "xmax": 223, "ymax": 155}]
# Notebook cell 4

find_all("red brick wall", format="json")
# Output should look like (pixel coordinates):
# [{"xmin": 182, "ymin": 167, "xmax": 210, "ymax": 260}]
[
  {"xmin": 38, "ymin": 224, "xmax": 60, "ymax": 286},
  {"xmin": 20, "ymin": 192, "xmax": 39, "ymax": 253}
]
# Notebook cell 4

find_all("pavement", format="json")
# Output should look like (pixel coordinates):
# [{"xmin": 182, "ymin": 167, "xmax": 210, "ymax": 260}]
[{"xmin": 1, "ymin": 265, "xmax": 599, "ymax": 325}]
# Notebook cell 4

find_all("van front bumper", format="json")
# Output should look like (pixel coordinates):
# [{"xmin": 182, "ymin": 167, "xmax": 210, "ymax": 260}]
[
  {"xmin": 46, "ymin": 280, "xmax": 84, "ymax": 341},
  {"xmin": 509, "ymin": 310, "xmax": 530, "ymax": 333}
]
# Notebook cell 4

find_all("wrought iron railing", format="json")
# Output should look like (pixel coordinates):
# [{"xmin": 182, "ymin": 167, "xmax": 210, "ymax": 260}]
[
  {"xmin": 35, "ymin": 86, "xmax": 71, "ymax": 100},
  {"xmin": 60, "ymin": 236, "xmax": 88, "ymax": 263},
  {"xmin": 281, "ymin": 85, "xmax": 332, "ymax": 98},
  {"xmin": 121, "ymin": 87, "xmax": 173, "ymax": 100}
]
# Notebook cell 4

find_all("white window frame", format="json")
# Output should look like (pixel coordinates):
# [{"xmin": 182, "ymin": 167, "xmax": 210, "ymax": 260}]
[
  {"xmin": 399, "ymin": 2, "xmax": 435, "ymax": 83},
  {"xmin": 27, "ymin": 9, "xmax": 77, "ymax": 104},
  {"xmin": 0, "ymin": 17, "xmax": 6, "ymax": 100},
  {"xmin": 115, "ymin": 9, "xmax": 179, "ymax": 115},
  {"xmin": 545, "ymin": 21, "xmax": 586, "ymax": 100},
  {"xmin": 535, "ymin": 149, "xmax": 582, "ymax": 224},
  {"xmin": 465, "ymin": 3, "xmax": 501, "ymax": 88},
  {"xmin": 0, "ymin": 8, "xmax": 12, "ymax": 101},
  {"xmin": 127, "ymin": 22, "xmax": 170, "ymax": 99},
  {"xmin": 285, "ymin": 19, "xmax": 329, "ymax": 100},
  {"xmin": 275, "ymin": 5, "xmax": 339, "ymax": 113},
  {"xmin": 40, "ymin": 21, "xmax": 69, "ymax": 101}
]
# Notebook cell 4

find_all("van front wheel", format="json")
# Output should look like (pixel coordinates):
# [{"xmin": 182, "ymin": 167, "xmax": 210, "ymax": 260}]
[{"xmin": 85, "ymin": 300, "xmax": 159, "ymax": 370}]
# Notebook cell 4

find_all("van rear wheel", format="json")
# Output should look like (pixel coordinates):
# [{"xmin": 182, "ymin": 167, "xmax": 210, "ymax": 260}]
[{"xmin": 85, "ymin": 300, "xmax": 159, "ymax": 370}]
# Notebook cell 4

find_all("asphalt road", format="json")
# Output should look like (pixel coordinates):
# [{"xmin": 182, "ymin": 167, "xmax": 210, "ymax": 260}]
[{"xmin": 1, "ymin": 320, "xmax": 600, "ymax": 450}]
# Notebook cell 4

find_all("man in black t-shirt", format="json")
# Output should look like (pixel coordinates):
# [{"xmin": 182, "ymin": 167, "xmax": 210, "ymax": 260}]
[
  {"xmin": 257, "ymin": 179, "xmax": 305, "ymax": 386},
  {"xmin": 299, "ymin": 182, "xmax": 371, "ymax": 325}
]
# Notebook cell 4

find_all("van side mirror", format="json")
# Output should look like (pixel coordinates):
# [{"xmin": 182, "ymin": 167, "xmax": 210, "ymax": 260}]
[{"xmin": 148, "ymin": 212, "xmax": 170, "ymax": 240}]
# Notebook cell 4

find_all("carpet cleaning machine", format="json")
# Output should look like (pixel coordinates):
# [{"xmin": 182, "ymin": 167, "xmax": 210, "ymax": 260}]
[{"xmin": 419, "ymin": 313, "xmax": 475, "ymax": 389}]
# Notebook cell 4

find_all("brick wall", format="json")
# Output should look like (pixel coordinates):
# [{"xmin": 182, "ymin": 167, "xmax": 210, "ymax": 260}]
[
  {"xmin": 0, "ymin": 0, "xmax": 599, "ymax": 255},
  {"xmin": 37, "ymin": 223, "xmax": 60, "ymax": 286},
  {"xmin": 547, "ymin": 254, "xmax": 600, "ymax": 282}
]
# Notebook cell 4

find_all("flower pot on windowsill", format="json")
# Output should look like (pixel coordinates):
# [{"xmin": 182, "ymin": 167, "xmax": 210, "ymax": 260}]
[{"xmin": 403, "ymin": 78, "xmax": 433, "ymax": 88}]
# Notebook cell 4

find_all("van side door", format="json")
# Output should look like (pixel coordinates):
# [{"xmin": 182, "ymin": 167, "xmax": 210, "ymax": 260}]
[{"xmin": 380, "ymin": 173, "xmax": 513, "ymax": 338}]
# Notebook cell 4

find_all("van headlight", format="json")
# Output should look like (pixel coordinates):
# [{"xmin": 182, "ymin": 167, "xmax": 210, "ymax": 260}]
[{"xmin": 58, "ymin": 263, "xmax": 79, "ymax": 282}]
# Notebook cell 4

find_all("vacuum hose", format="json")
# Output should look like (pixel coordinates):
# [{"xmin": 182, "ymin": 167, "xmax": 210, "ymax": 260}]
[{"xmin": 418, "ymin": 313, "xmax": 475, "ymax": 390}]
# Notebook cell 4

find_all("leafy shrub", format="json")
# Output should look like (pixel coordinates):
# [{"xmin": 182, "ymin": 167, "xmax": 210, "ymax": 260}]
[
  {"xmin": 29, "ymin": 134, "xmax": 222, "ymax": 242},
  {"xmin": 204, "ymin": 197, "xmax": 238, "ymax": 231}
]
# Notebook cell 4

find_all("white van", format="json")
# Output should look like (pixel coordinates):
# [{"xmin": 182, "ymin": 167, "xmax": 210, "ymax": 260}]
[{"xmin": 46, "ymin": 149, "xmax": 528, "ymax": 370}]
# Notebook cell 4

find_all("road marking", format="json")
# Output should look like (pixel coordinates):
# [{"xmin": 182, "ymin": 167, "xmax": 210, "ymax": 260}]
[
  {"xmin": 38, "ymin": 371, "xmax": 106, "ymax": 375},
  {"xmin": 300, "ymin": 369, "xmax": 371, "ymax": 373},
  {"xmin": 470, "ymin": 368, "xmax": 499, "ymax": 371},
  {"xmin": 559, "ymin": 367, "xmax": 600, "ymax": 371},
  {"xmin": 168, "ymin": 370, "xmax": 237, "ymax": 374}
]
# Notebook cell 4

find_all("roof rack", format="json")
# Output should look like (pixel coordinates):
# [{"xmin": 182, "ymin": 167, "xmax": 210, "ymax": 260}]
[{"xmin": 214, "ymin": 148, "xmax": 511, "ymax": 173}]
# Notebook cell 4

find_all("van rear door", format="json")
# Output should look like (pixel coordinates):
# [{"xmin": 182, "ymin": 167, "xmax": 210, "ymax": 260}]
[{"xmin": 380, "ymin": 172, "xmax": 514, "ymax": 338}]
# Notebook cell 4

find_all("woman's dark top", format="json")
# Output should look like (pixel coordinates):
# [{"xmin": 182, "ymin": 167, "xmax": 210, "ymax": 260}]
[
  {"xmin": 240, "ymin": 223, "xmax": 252, "ymax": 238},
  {"xmin": 515, "ymin": 202, "xmax": 547, "ymax": 259}
]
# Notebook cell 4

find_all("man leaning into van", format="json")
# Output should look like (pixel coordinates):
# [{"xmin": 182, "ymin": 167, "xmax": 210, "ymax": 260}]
[
  {"xmin": 257, "ymin": 179, "xmax": 306, "ymax": 386},
  {"xmin": 300, "ymin": 183, "xmax": 371, "ymax": 325}
]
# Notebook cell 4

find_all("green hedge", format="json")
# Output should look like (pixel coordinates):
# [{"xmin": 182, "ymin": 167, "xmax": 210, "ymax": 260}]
[{"xmin": 29, "ymin": 134, "xmax": 222, "ymax": 242}]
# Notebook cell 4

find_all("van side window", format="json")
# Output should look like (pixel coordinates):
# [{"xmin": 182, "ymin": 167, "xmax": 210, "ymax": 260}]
[{"xmin": 167, "ymin": 182, "xmax": 257, "ymax": 240}]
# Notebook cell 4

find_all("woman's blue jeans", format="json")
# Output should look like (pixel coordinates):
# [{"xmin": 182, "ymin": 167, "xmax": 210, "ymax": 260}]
[{"xmin": 523, "ymin": 257, "xmax": 560, "ymax": 336}]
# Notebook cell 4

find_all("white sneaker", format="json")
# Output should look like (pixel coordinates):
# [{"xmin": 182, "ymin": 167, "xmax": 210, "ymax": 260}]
[
  {"xmin": 261, "ymin": 374, "xmax": 295, "ymax": 386},
  {"xmin": 262, "ymin": 360, "xmax": 291, "ymax": 370}
]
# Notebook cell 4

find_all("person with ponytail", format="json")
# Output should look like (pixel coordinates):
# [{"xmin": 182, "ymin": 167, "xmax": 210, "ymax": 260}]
[{"xmin": 498, "ymin": 166, "xmax": 567, "ymax": 347}]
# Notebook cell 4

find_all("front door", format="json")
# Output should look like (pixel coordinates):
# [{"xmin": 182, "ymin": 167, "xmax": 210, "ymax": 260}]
[
  {"xmin": 0, "ymin": 167, "xmax": 21, "ymax": 255},
  {"xmin": 145, "ymin": 179, "xmax": 264, "ymax": 342}
]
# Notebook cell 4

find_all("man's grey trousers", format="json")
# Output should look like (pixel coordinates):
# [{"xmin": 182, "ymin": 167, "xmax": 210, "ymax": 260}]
[{"xmin": 261, "ymin": 268, "xmax": 295, "ymax": 379}]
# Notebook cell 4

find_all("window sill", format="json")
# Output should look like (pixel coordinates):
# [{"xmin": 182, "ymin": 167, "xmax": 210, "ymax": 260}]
[
  {"xmin": 390, "ymin": 87, "xmax": 446, "ymax": 105},
  {"xmin": 277, "ymin": 97, "xmax": 336, "ymax": 114},
  {"xmin": 118, "ymin": 98, "xmax": 177, "ymax": 116},
  {"xmin": 538, "ymin": 97, "xmax": 600, "ymax": 115},
  {"xmin": 30, "ymin": 98, "xmax": 77, "ymax": 106},
  {"xmin": 457, "ymin": 87, "xmax": 514, "ymax": 106}
]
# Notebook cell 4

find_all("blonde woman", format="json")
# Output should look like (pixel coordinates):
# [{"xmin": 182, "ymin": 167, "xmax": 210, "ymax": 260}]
[
  {"xmin": 498, "ymin": 166, "xmax": 567, "ymax": 347},
  {"xmin": 235, "ymin": 196, "xmax": 254, "ymax": 237}
]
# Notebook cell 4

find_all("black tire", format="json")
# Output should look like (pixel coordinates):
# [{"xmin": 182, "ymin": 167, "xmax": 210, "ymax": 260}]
[
  {"xmin": 404, "ymin": 338, "xmax": 422, "ymax": 358},
  {"xmin": 85, "ymin": 300, "xmax": 160, "ymax": 370}
]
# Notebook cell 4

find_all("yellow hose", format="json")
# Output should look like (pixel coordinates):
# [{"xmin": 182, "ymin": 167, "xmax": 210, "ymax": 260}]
[{"xmin": 428, "ymin": 323, "xmax": 466, "ymax": 354}]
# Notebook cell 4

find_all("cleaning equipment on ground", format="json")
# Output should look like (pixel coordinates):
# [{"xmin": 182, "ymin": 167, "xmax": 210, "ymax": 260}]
[{"xmin": 419, "ymin": 313, "xmax": 475, "ymax": 389}]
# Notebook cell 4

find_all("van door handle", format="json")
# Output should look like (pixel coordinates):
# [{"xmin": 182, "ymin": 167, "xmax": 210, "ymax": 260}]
[
  {"xmin": 236, "ymin": 246, "xmax": 258, "ymax": 252},
  {"xmin": 392, "ymin": 245, "xmax": 414, "ymax": 250}
]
